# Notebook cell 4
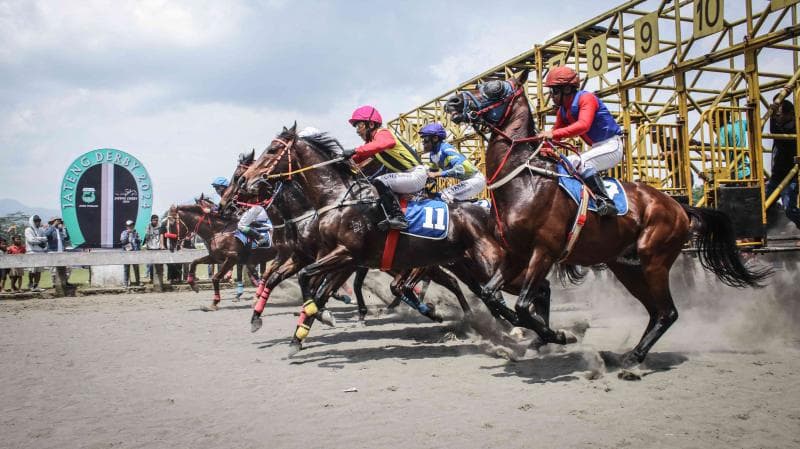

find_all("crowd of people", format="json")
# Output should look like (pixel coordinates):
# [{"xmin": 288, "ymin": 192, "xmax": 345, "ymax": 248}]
[{"xmin": 0, "ymin": 215, "xmax": 71, "ymax": 292}]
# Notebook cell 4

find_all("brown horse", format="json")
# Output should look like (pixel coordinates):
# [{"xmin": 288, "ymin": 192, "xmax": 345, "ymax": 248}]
[
  {"xmin": 165, "ymin": 201, "xmax": 276, "ymax": 311},
  {"xmin": 231, "ymin": 126, "xmax": 509, "ymax": 355},
  {"xmin": 219, "ymin": 134, "xmax": 476, "ymax": 333},
  {"xmin": 446, "ymin": 70, "xmax": 770, "ymax": 367}
]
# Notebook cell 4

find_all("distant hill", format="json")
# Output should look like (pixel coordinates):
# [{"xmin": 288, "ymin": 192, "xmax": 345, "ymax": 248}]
[{"xmin": 0, "ymin": 198, "xmax": 60, "ymax": 220}]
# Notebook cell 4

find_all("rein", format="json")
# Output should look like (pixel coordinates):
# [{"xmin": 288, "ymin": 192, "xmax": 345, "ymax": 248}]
[{"xmin": 258, "ymin": 137, "xmax": 345, "ymax": 181}]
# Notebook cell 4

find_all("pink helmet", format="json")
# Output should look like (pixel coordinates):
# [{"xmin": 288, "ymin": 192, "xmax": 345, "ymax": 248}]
[{"xmin": 349, "ymin": 105, "xmax": 383, "ymax": 125}]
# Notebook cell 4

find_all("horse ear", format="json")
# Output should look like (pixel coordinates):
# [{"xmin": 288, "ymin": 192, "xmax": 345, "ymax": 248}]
[
  {"xmin": 290, "ymin": 121, "xmax": 297, "ymax": 134},
  {"xmin": 199, "ymin": 193, "xmax": 205, "ymax": 201},
  {"xmin": 247, "ymin": 148, "xmax": 255, "ymax": 162},
  {"xmin": 513, "ymin": 69, "xmax": 529, "ymax": 86}
]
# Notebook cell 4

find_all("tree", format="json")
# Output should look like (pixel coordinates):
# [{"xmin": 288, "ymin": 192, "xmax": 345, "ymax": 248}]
[{"xmin": 0, "ymin": 211, "xmax": 29, "ymax": 240}]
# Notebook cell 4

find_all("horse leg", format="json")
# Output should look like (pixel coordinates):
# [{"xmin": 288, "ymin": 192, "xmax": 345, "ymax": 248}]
[
  {"xmin": 606, "ymin": 259, "xmax": 679, "ymax": 368},
  {"xmin": 516, "ymin": 249, "xmax": 572, "ymax": 344},
  {"xmin": 251, "ymin": 258, "xmax": 297, "ymax": 332},
  {"xmin": 403, "ymin": 268, "xmax": 445, "ymax": 322},
  {"xmin": 205, "ymin": 258, "xmax": 235, "ymax": 311},
  {"xmin": 290, "ymin": 247, "xmax": 353, "ymax": 355},
  {"xmin": 187, "ymin": 254, "xmax": 213, "ymax": 293},
  {"xmin": 425, "ymin": 265, "xmax": 472, "ymax": 317},
  {"xmin": 388, "ymin": 271, "xmax": 441, "ymax": 322},
  {"xmin": 352, "ymin": 266, "xmax": 369, "ymax": 324},
  {"xmin": 472, "ymin": 263, "xmax": 521, "ymax": 326}
]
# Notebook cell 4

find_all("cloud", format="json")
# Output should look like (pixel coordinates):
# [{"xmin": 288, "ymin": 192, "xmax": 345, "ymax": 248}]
[{"xmin": 0, "ymin": 0, "xmax": 613, "ymax": 212}]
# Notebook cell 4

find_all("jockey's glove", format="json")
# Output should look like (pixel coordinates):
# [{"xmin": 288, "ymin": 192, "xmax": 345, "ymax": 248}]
[{"xmin": 341, "ymin": 148, "xmax": 356, "ymax": 159}]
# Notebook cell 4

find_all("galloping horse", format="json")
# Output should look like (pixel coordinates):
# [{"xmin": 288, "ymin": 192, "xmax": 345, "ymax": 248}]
[
  {"xmin": 220, "ymin": 132, "xmax": 476, "ymax": 333},
  {"xmin": 446, "ymin": 70, "xmax": 770, "ymax": 367},
  {"xmin": 165, "ymin": 201, "xmax": 276, "ymax": 310},
  {"xmin": 233, "ymin": 125, "xmax": 509, "ymax": 355}
]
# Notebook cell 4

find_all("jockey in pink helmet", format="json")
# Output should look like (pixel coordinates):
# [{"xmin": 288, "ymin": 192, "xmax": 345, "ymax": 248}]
[
  {"xmin": 341, "ymin": 105, "xmax": 426, "ymax": 230},
  {"xmin": 535, "ymin": 66, "xmax": 622, "ymax": 216}
]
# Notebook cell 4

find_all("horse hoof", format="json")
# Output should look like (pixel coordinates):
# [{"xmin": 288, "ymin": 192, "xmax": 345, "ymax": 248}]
[
  {"xmin": 201, "ymin": 304, "xmax": 219, "ymax": 312},
  {"xmin": 189, "ymin": 284, "xmax": 199, "ymax": 293},
  {"xmin": 318, "ymin": 310, "xmax": 336, "ymax": 327},
  {"xmin": 618, "ymin": 368, "xmax": 642, "ymax": 381},
  {"xmin": 621, "ymin": 351, "xmax": 642, "ymax": 369},
  {"xmin": 251, "ymin": 316, "xmax": 263, "ymax": 333},
  {"xmin": 336, "ymin": 294, "xmax": 352, "ymax": 305},
  {"xmin": 287, "ymin": 341, "xmax": 303, "ymax": 358},
  {"xmin": 558, "ymin": 329, "xmax": 578, "ymax": 344}
]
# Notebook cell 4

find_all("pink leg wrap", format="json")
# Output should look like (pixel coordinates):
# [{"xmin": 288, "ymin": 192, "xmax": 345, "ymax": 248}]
[
  {"xmin": 255, "ymin": 281, "xmax": 265, "ymax": 297},
  {"xmin": 297, "ymin": 311, "xmax": 307, "ymax": 325},
  {"xmin": 253, "ymin": 287, "xmax": 271, "ymax": 314},
  {"xmin": 187, "ymin": 273, "xmax": 195, "ymax": 284},
  {"xmin": 213, "ymin": 293, "xmax": 221, "ymax": 302}
]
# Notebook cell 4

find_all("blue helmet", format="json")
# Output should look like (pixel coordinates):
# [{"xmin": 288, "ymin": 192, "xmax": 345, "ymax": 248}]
[
  {"xmin": 419, "ymin": 123, "xmax": 447, "ymax": 139},
  {"xmin": 211, "ymin": 177, "xmax": 229, "ymax": 187}
]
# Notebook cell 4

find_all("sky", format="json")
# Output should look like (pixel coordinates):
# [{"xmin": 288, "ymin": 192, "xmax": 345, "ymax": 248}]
[{"xmin": 0, "ymin": 0, "xmax": 620, "ymax": 213}]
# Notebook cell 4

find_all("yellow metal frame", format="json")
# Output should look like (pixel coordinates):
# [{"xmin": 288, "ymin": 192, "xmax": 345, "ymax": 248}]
[{"xmin": 389, "ymin": 0, "xmax": 800, "ymax": 245}]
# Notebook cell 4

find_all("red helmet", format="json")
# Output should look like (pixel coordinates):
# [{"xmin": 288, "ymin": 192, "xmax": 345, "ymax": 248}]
[
  {"xmin": 349, "ymin": 105, "xmax": 383, "ymax": 126},
  {"xmin": 544, "ymin": 66, "xmax": 580, "ymax": 87}
]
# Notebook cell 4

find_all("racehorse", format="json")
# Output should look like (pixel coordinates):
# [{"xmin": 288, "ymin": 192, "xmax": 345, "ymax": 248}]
[
  {"xmin": 445, "ymin": 69, "xmax": 770, "ymax": 367},
  {"xmin": 230, "ymin": 125, "xmax": 509, "ymax": 354},
  {"xmin": 165, "ymin": 200, "xmax": 276, "ymax": 311},
  {"xmin": 219, "ymin": 133, "xmax": 476, "ymax": 333}
]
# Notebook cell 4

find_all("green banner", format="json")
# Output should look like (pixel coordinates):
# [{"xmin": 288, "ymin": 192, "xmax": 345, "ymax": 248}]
[{"xmin": 60, "ymin": 149, "xmax": 153, "ymax": 248}]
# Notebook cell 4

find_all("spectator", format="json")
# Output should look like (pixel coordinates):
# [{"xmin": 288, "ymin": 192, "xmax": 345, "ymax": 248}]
[
  {"xmin": 159, "ymin": 217, "xmax": 178, "ymax": 283},
  {"xmin": 45, "ymin": 217, "xmax": 72, "ymax": 287},
  {"xmin": 6, "ymin": 235, "xmax": 26, "ymax": 292},
  {"xmin": 766, "ymin": 96, "xmax": 800, "ymax": 229},
  {"xmin": 24, "ymin": 214, "xmax": 47, "ymax": 291},
  {"xmin": 715, "ymin": 110, "xmax": 751, "ymax": 181},
  {"xmin": 0, "ymin": 236, "xmax": 8, "ymax": 292},
  {"xmin": 143, "ymin": 214, "xmax": 164, "ymax": 283},
  {"xmin": 120, "ymin": 219, "xmax": 141, "ymax": 287}
]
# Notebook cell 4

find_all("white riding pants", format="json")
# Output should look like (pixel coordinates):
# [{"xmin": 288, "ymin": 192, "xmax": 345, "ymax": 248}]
[
  {"xmin": 376, "ymin": 165, "xmax": 428, "ymax": 194},
  {"xmin": 567, "ymin": 135, "xmax": 623, "ymax": 175},
  {"xmin": 441, "ymin": 172, "xmax": 487, "ymax": 202}
]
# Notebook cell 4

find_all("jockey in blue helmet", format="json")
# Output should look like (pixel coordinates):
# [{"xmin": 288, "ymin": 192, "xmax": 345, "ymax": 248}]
[
  {"xmin": 211, "ymin": 177, "xmax": 230, "ymax": 197},
  {"xmin": 420, "ymin": 123, "xmax": 486, "ymax": 202}
]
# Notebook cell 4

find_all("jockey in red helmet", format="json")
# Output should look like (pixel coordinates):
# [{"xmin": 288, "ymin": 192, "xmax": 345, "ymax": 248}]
[
  {"xmin": 341, "ymin": 105, "xmax": 425, "ymax": 230},
  {"xmin": 536, "ymin": 66, "xmax": 622, "ymax": 217}
]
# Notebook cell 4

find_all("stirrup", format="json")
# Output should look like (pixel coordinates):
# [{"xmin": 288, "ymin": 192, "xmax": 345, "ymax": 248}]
[{"xmin": 596, "ymin": 199, "xmax": 618, "ymax": 217}]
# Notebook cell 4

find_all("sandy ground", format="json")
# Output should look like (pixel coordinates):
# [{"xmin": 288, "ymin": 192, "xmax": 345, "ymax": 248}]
[{"xmin": 1, "ymin": 254, "xmax": 799, "ymax": 449}]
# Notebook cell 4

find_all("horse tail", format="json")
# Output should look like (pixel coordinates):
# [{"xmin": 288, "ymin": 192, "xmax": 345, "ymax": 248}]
[
  {"xmin": 680, "ymin": 204, "xmax": 772, "ymax": 288},
  {"xmin": 555, "ymin": 263, "xmax": 587, "ymax": 286}
]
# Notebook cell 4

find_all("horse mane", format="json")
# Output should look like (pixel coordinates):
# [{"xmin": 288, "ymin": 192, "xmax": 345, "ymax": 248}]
[{"xmin": 301, "ymin": 132, "xmax": 344, "ymax": 156}]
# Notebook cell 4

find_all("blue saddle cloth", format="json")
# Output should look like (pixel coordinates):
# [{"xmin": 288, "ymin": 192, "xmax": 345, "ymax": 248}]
[
  {"xmin": 556, "ymin": 165, "xmax": 629, "ymax": 215},
  {"xmin": 234, "ymin": 229, "xmax": 271, "ymax": 249},
  {"xmin": 401, "ymin": 199, "xmax": 449, "ymax": 240}
]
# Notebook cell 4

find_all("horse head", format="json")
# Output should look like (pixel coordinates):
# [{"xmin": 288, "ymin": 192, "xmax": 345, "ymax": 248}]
[
  {"xmin": 219, "ymin": 148, "xmax": 259, "ymax": 217},
  {"xmin": 446, "ymin": 70, "xmax": 530, "ymax": 128}
]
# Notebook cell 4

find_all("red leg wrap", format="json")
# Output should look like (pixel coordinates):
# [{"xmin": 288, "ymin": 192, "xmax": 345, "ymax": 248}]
[
  {"xmin": 213, "ymin": 294, "xmax": 221, "ymax": 302},
  {"xmin": 297, "ymin": 311, "xmax": 307, "ymax": 325},
  {"xmin": 187, "ymin": 273, "xmax": 195, "ymax": 284},
  {"xmin": 255, "ymin": 281, "xmax": 265, "ymax": 297},
  {"xmin": 253, "ymin": 287, "xmax": 271, "ymax": 314}
]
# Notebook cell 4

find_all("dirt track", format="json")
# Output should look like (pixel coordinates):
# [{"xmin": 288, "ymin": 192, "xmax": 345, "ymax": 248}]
[{"xmin": 1, "ymin": 258, "xmax": 799, "ymax": 449}]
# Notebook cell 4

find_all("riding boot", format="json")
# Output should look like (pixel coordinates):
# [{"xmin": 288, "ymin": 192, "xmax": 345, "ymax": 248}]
[
  {"xmin": 373, "ymin": 182, "xmax": 408, "ymax": 231},
  {"xmin": 583, "ymin": 173, "xmax": 618, "ymax": 217}
]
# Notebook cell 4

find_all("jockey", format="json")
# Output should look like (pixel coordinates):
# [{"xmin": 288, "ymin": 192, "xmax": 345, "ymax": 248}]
[
  {"xmin": 211, "ymin": 177, "xmax": 229, "ymax": 199},
  {"xmin": 535, "ymin": 66, "xmax": 622, "ymax": 217},
  {"xmin": 420, "ymin": 123, "xmax": 486, "ymax": 202},
  {"xmin": 237, "ymin": 204, "xmax": 273, "ymax": 247},
  {"xmin": 341, "ymin": 105, "xmax": 426, "ymax": 230}
]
